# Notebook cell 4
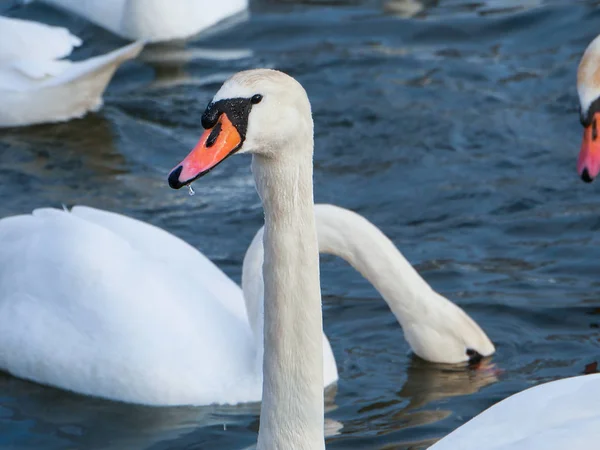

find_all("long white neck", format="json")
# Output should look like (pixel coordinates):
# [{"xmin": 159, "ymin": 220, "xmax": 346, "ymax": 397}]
[{"xmin": 252, "ymin": 148, "xmax": 325, "ymax": 450}]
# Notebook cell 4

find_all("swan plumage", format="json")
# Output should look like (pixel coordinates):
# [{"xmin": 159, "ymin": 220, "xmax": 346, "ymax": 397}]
[
  {"xmin": 34, "ymin": 0, "xmax": 248, "ymax": 42},
  {"xmin": 429, "ymin": 374, "xmax": 600, "ymax": 450},
  {"xmin": 166, "ymin": 69, "xmax": 495, "ymax": 448},
  {"xmin": 0, "ymin": 206, "xmax": 258, "ymax": 405},
  {"xmin": 0, "ymin": 201, "xmax": 492, "ymax": 406},
  {"xmin": 0, "ymin": 15, "xmax": 143, "ymax": 127}
]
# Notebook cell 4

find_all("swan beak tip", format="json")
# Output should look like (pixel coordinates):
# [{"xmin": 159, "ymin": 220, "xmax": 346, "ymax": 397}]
[
  {"xmin": 168, "ymin": 165, "xmax": 185, "ymax": 189},
  {"xmin": 581, "ymin": 167, "xmax": 594, "ymax": 183}
]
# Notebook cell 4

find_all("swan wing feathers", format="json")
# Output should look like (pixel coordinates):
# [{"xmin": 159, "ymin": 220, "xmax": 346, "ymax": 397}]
[
  {"xmin": 0, "ymin": 41, "xmax": 142, "ymax": 92},
  {"xmin": 10, "ymin": 59, "xmax": 72, "ymax": 79},
  {"xmin": 0, "ymin": 16, "xmax": 81, "ymax": 63},
  {"xmin": 0, "ymin": 207, "xmax": 253, "ymax": 404},
  {"xmin": 69, "ymin": 206, "xmax": 246, "ymax": 322}
]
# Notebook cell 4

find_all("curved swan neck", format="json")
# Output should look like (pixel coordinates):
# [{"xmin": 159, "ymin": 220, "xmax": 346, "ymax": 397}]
[
  {"xmin": 253, "ymin": 150, "xmax": 325, "ymax": 449},
  {"xmin": 314, "ymin": 205, "xmax": 438, "ymax": 326},
  {"xmin": 243, "ymin": 205, "xmax": 439, "ymax": 337}
]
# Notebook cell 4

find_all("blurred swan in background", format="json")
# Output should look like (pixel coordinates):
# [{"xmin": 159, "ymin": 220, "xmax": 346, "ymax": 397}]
[
  {"xmin": 0, "ymin": 15, "xmax": 143, "ymax": 128},
  {"xmin": 577, "ymin": 34, "xmax": 600, "ymax": 182},
  {"xmin": 29, "ymin": 0, "xmax": 248, "ymax": 42},
  {"xmin": 429, "ymin": 373, "xmax": 600, "ymax": 449},
  {"xmin": 0, "ymin": 204, "xmax": 493, "ymax": 406}
]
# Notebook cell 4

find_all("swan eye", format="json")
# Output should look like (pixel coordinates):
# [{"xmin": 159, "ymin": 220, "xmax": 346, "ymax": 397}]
[{"xmin": 251, "ymin": 94, "xmax": 263, "ymax": 104}]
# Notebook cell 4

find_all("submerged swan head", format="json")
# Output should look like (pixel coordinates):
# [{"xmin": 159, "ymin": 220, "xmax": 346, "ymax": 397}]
[
  {"xmin": 577, "ymin": 35, "xmax": 600, "ymax": 182},
  {"xmin": 168, "ymin": 69, "xmax": 312, "ymax": 189}
]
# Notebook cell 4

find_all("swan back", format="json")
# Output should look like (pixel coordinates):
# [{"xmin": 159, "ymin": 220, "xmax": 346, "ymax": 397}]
[
  {"xmin": 0, "ymin": 207, "xmax": 257, "ymax": 405},
  {"xmin": 430, "ymin": 373, "xmax": 600, "ymax": 449}
]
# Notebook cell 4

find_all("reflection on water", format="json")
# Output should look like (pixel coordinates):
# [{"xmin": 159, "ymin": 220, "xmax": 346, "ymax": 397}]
[
  {"xmin": 137, "ymin": 11, "xmax": 253, "ymax": 90},
  {"xmin": 382, "ymin": 0, "xmax": 546, "ymax": 18},
  {"xmin": 0, "ymin": 371, "xmax": 257, "ymax": 450},
  {"xmin": 0, "ymin": 374, "xmax": 341, "ymax": 450},
  {"xmin": 2, "ymin": 0, "xmax": 600, "ymax": 448},
  {"xmin": 0, "ymin": 116, "xmax": 127, "ymax": 211},
  {"xmin": 383, "ymin": 0, "xmax": 430, "ymax": 17},
  {"xmin": 398, "ymin": 357, "xmax": 499, "ymax": 411}
]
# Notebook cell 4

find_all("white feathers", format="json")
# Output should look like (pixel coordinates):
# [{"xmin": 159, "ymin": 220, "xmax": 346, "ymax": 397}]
[
  {"xmin": 0, "ymin": 16, "xmax": 81, "ymax": 62},
  {"xmin": 0, "ymin": 202, "xmax": 493, "ymax": 405},
  {"xmin": 35, "ymin": 0, "xmax": 248, "ymax": 42},
  {"xmin": 0, "ymin": 206, "xmax": 338, "ymax": 406},
  {"xmin": 577, "ymin": 34, "xmax": 600, "ymax": 116},
  {"xmin": 0, "ymin": 15, "xmax": 143, "ymax": 127},
  {"xmin": 430, "ymin": 374, "xmax": 600, "ymax": 450}
]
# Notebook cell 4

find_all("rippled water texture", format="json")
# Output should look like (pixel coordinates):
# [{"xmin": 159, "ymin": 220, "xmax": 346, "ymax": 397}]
[{"xmin": 2, "ymin": 0, "xmax": 600, "ymax": 449}]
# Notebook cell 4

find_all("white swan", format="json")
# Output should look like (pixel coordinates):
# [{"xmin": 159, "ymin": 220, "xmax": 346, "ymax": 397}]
[
  {"xmin": 0, "ymin": 15, "xmax": 143, "ymax": 128},
  {"xmin": 429, "ymin": 374, "xmax": 600, "ymax": 449},
  {"xmin": 32, "ymin": 0, "xmax": 248, "ymax": 43},
  {"xmin": 168, "ymin": 68, "xmax": 328, "ymax": 449},
  {"xmin": 165, "ymin": 69, "xmax": 494, "ymax": 447},
  {"xmin": 0, "ymin": 201, "xmax": 492, "ymax": 406},
  {"xmin": 0, "ymin": 74, "xmax": 493, "ymax": 409},
  {"xmin": 577, "ymin": 33, "xmax": 600, "ymax": 182}
]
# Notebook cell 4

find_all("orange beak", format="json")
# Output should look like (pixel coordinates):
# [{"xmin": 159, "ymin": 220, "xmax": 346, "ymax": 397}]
[
  {"xmin": 578, "ymin": 113, "xmax": 600, "ymax": 183},
  {"xmin": 168, "ymin": 113, "xmax": 242, "ymax": 189}
]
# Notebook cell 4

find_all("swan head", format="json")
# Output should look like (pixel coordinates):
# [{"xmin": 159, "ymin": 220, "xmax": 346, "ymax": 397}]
[
  {"xmin": 401, "ymin": 293, "xmax": 496, "ymax": 365},
  {"xmin": 168, "ymin": 69, "xmax": 313, "ymax": 189},
  {"xmin": 577, "ymin": 34, "xmax": 600, "ymax": 182}
]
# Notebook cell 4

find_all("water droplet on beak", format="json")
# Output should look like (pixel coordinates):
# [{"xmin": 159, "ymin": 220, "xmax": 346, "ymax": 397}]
[{"xmin": 188, "ymin": 184, "xmax": 195, "ymax": 196}]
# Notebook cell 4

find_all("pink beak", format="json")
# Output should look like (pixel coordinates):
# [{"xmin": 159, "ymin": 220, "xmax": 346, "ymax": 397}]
[{"xmin": 578, "ymin": 115, "xmax": 600, "ymax": 183}]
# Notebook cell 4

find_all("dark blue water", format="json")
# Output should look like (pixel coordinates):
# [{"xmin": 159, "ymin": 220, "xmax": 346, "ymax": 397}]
[{"xmin": 1, "ymin": 0, "xmax": 600, "ymax": 448}]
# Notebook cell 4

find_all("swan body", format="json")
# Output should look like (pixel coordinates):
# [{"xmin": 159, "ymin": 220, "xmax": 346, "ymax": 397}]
[
  {"xmin": 36, "ymin": 0, "xmax": 248, "ymax": 42},
  {"xmin": 0, "ymin": 206, "xmax": 260, "ymax": 405},
  {"xmin": 429, "ymin": 374, "xmax": 600, "ymax": 450},
  {"xmin": 0, "ymin": 200, "xmax": 491, "ymax": 406},
  {"xmin": 0, "ymin": 16, "xmax": 143, "ymax": 128}
]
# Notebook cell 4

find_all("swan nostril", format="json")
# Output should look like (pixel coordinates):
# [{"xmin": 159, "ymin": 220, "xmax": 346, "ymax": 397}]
[
  {"xmin": 206, "ymin": 122, "xmax": 222, "ymax": 148},
  {"xmin": 581, "ymin": 168, "xmax": 594, "ymax": 183}
]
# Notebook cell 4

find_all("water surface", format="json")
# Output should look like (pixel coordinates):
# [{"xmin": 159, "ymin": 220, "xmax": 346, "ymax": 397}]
[{"xmin": 1, "ymin": 0, "xmax": 600, "ymax": 448}]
